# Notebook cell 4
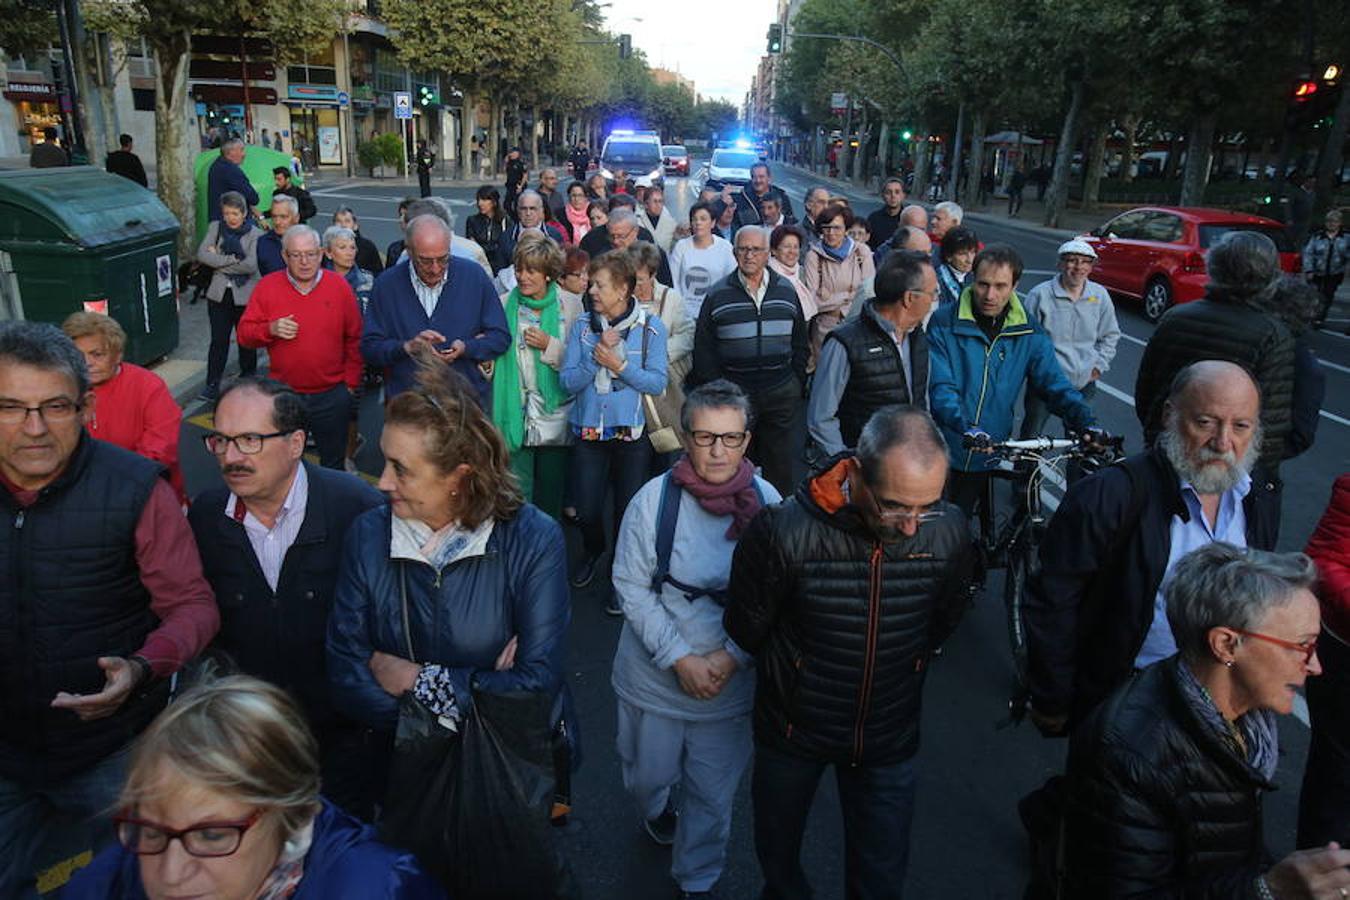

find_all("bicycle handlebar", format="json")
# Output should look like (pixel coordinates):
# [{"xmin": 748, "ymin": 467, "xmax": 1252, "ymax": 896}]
[{"xmin": 961, "ymin": 431, "xmax": 1125, "ymax": 455}]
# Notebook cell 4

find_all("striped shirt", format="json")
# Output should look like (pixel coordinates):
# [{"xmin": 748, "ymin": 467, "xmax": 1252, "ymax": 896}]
[{"xmin": 224, "ymin": 464, "xmax": 309, "ymax": 592}]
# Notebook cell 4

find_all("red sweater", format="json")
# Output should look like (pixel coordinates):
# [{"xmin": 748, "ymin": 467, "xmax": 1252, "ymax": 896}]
[
  {"xmin": 88, "ymin": 363, "xmax": 185, "ymax": 500},
  {"xmin": 238, "ymin": 270, "xmax": 363, "ymax": 392},
  {"xmin": 1306, "ymin": 474, "xmax": 1350, "ymax": 640}
]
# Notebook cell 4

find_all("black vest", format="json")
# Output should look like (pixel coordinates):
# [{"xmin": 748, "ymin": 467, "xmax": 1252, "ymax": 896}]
[
  {"xmin": 827, "ymin": 304, "xmax": 929, "ymax": 447},
  {"xmin": 0, "ymin": 437, "xmax": 170, "ymax": 782}
]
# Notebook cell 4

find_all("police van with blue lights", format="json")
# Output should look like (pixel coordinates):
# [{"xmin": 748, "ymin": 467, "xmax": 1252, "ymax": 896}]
[{"xmin": 600, "ymin": 130, "xmax": 664, "ymax": 189}]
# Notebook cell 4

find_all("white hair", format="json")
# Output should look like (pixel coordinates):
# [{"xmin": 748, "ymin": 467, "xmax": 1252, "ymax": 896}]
[
  {"xmin": 934, "ymin": 201, "xmax": 964, "ymax": 223},
  {"xmin": 281, "ymin": 224, "xmax": 320, "ymax": 252}
]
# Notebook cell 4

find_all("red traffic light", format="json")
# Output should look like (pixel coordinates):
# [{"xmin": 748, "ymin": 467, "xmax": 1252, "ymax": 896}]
[{"xmin": 1293, "ymin": 80, "xmax": 1320, "ymax": 100}]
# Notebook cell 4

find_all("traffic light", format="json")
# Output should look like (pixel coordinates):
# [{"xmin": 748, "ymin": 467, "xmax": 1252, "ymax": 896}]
[
  {"xmin": 1287, "ymin": 65, "xmax": 1343, "ymax": 130},
  {"xmin": 618, "ymin": 33, "xmax": 632, "ymax": 59},
  {"xmin": 767, "ymin": 24, "xmax": 783, "ymax": 54},
  {"xmin": 418, "ymin": 85, "xmax": 439, "ymax": 107},
  {"xmin": 901, "ymin": 128, "xmax": 913, "ymax": 141}
]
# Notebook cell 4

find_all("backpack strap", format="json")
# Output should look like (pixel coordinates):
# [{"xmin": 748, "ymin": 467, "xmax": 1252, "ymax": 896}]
[{"xmin": 651, "ymin": 472, "xmax": 683, "ymax": 594}]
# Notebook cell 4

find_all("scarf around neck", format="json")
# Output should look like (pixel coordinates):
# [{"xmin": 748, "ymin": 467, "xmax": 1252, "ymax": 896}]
[
  {"xmin": 671, "ymin": 456, "xmax": 762, "ymax": 539},
  {"xmin": 219, "ymin": 218, "xmax": 255, "ymax": 287},
  {"xmin": 592, "ymin": 298, "xmax": 642, "ymax": 395},
  {"xmin": 492, "ymin": 283, "xmax": 567, "ymax": 451},
  {"xmin": 819, "ymin": 235, "xmax": 856, "ymax": 263},
  {"xmin": 1176, "ymin": 658, "xmax": 1280, "ymax": 781},
  {"xmin": 565, "ymin": 202, "xmax": 591, "ymax": 241}
]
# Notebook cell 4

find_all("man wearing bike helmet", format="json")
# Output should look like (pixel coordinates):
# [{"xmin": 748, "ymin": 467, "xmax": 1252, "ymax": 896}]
[{"xmin": 926, "ymin": 243, "xmax": 1102, "ymax": 538}]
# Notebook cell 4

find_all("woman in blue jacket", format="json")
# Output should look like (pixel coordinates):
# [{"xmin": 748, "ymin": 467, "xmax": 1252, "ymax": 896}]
[
  {"xmin": 63, "ymin": 676, "xmax": 443, "ymax": 899},
  {"xmin": 326, "ymin": 350, "xmax": 577, "ymax": 818},
  {"xmin": 561, "ymin": 250, "xmax": 669, "ymax": 616}
]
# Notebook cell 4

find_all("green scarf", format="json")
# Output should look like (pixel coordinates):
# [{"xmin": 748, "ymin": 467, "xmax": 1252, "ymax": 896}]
[{"xmin": 492, "ymin": 283, "xmax": 567, "ymax": 451}]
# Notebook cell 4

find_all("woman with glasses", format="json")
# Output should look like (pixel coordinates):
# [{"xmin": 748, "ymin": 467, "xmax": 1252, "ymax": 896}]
[
  {"xmin": 196, "ymin": 190, "xmax": 261, "ymax": 403},
  {"xmin": 561, "ymin": 250, "xmax": 669, "ymax": 616},
  {"xmin": 803, "ymin": 202, "xmax": 875, "ymax": 368},
  {"xmin": 609, "ymin": 380, "xmax": 779, "ymax": 897},
  {"xmin": 63, "ymin": 675, "xmax": 444, "ymax": 899},
  {"xmin": 1061, "ymin": 542, "xmax": 1350, "ymax": 898},
  {"xmin": 558, "ymin": 181, "xmax": 593, "ymax": 245}
]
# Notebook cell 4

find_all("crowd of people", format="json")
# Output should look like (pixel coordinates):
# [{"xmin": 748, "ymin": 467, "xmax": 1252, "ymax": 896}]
[{"xmin": 0, "ymin": 149, "xmax": 1346, "ymax": 900}]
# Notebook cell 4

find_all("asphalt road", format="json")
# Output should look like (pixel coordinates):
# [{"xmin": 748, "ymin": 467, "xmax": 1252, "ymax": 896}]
[{"xmin": 166, "ymin": 164, "xmax": 1348, "ymax": 899}]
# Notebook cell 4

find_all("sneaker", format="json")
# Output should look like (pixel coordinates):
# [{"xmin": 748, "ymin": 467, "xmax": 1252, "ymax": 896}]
[
  {"xmin": 642, "ymin": 800, "xmax": 677, "ymax": 846},
  {"xmin": 196, "ymin": 386, "xmax": 219, "ymax": 404},
  {"xmin": 570, "ymin": 554, "xmax": 601, "ymax": 589},
  {"xmin": 604, "ymin": 592, "xmax": 624, "ymax": 618}
]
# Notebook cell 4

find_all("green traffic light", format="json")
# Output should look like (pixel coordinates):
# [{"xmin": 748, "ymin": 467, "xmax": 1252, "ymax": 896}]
[{"xmin": 901, "ymin": 130, "xmax": 913, "ymax": 140}]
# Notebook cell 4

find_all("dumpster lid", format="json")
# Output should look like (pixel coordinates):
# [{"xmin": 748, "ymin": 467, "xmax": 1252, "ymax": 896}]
[{"xmin": 0, "ymin": 166, "xmax": 180, "ymax": 248}]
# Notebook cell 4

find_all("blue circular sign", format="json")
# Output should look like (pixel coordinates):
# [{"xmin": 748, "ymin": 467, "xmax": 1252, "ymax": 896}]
[{"xmin": 337, "ymin": 91, "xmax": 350, "ymax": 108}]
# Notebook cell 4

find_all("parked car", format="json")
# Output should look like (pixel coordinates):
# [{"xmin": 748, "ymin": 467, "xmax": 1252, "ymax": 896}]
[
  {"xmin": 662, "ymin": 144, "xmax": 689, "ymax": 176},
  {"xmin": 1079, "ymin": 206, "xmax": 1299, "ymax": 322}
]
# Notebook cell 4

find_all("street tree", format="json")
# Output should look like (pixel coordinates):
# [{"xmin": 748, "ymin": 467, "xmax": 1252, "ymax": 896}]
[{"xmin": 82, "ymin": 0, "xmax": 347, "ymax": 257}]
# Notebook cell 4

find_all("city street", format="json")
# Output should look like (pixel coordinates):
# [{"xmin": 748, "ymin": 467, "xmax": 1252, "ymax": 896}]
[{"xmin": 155, "ymin": 162, "xmax": 1350, "ymax": 898}]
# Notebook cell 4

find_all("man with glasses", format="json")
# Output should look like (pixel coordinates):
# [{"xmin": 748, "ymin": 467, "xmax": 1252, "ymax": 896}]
[
  {"xmin": 0, "ymin": 322, "xmax": 218, "ymax": 898},
  {"xmin": 362, "ymin": 214, "xmax": 509, "ymax": 406},
  {"xmin": 238, "ymin": 225, "xmax": 364, "ymax": 470},
  {"xmin": 809, "ymin": 251, "xmax": 936, "ymax": 458},
  {"xmin": 724, "ymin": 405, "xmax": 979, "ymax": 900},
  {"xmin": 1018, "ymin": 239, "xmax": 1120, "ymax": 455},
  {"xmin": 580, "ymin": 204, "xmax": 674, "ymax": 286},
  {"xmin": 188, "ymin": 377, "xmax": 383, "ymax": 817},
  {"xmin": 690, "ymin": 225, "xmax": 809, "ymax": 495}
]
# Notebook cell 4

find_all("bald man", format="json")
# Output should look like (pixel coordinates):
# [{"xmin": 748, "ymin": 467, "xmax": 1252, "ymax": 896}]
[{"xmin": 1025, "ymin": 359, "xmax": 1281, "ymax": 734}]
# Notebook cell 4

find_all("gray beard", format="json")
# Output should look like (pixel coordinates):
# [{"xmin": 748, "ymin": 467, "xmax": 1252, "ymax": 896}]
[{"xmin": 1158, "ymin": 426, "xmax": 1258, "ymax": 495}]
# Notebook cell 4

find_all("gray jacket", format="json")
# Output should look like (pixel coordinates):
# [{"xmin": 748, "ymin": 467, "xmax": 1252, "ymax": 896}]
[
  {"xmin": 1021, "ymin": 276, "xmax": 1120, "ymax": 389},
  {"xmin": 196, "ymin": 222, "xmax": 261, "ymax": 306}
]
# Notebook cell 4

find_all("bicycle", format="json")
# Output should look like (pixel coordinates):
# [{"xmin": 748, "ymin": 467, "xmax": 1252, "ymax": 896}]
[{"xmin": 960, "ymin": 432, "xmax": 1125, "ymax": 726}]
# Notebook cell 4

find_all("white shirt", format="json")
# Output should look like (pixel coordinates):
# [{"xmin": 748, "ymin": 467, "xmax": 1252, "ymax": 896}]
[
  {"xmin": 409, "ymin": 263, "xmax": 445, "ymax": 318},
  {"xmin": 737, "ymin": 269, "xmax": 769, "ymax": 310},
  {"xmin": 224, "ymin": 464, "xmax": 309, "ymax": 592}
]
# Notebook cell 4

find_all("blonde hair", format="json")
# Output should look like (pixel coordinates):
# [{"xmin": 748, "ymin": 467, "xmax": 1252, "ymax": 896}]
[
  {"xmin": 119, "ymin": 675, "xmax": 321, "ymax": 841},
  {"xmin": 385, "ymin": 349, "xmax": 524, "ymax": 529},
  {"xmin": 512, "ymin": 231, "xmax": 564, "ymax": 281},
  {"xmin": 61, "ymin": 311, "xmax": 126, "ymax": 357}
]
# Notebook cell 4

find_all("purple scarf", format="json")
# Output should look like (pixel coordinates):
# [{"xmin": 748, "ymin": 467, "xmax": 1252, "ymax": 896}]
[{"xmin": 671, "ymin": 456, "xmax": 763, "ymax": 539}]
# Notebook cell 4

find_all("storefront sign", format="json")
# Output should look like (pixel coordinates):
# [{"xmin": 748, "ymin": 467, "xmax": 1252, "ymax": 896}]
[
  {"xmin": 287, "ymin": 84, "xmax": 340, "ymax": 103},
  {"xmin": 3, "ymin": 82, "xmax": 58, "ymax": 103}
]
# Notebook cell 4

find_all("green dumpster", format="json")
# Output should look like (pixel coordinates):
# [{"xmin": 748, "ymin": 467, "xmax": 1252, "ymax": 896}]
[{"xmin": 0, "ymin": 166, "xmax": 181, "ymax": 365}]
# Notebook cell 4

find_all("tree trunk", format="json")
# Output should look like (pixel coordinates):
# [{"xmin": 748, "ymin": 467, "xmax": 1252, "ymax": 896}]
[
  {"xmin": 152, "ymin": 32, "xmax": 194, "ymax": 259},
  {"xmin": 82, "ymin": 33, "xmax": 121, "ymax": 167},
  {"xmin": 951, "ymin": 102, "xmax": 965, "ymax": 203},
  {"xmin": 852, "ymin": 108, "xmax": 868, "ymax": 184},
  {"xmin": 1081, "ymin": 120, "xmax": 1109, "ymax": 209},
  {"xmin": 968, "ymin": 109, "xmax": 986, "ymax": 208},
  {"xmin": 529, "ymin": 104, "xmax": 541, "ymax": 170},
  {"xmin": 1314, "ymin": 82, "xmax": 1350, "ymax": 214},
  {"xmin": 877, "ymin": 119, "xmax": 891, "ymax": 180},
  {"xmin": 1178, "ymin": 113, "xmax": 1216, "ymax": 207},
  {"xmin": 1043, "ymin": 80, "xmax": 1085, "ymax": 229},
  {"xmin": 486, "ymin": 95, "xmax": 501, "ymax": 178},
  {"xmin": 1162, "ymin": 132, "xmax": 1182, "ymax": 181},
  {"xmin": 1119, "ymin": 112, "xmax": 1139, "ymax": 183},
  {"xmin": 459, "ymin": 85, "xmax": 477, "ymax": 180},
  {"xmin": 912, "ymin": 136, "xmax": 931, "ymax": 201}
]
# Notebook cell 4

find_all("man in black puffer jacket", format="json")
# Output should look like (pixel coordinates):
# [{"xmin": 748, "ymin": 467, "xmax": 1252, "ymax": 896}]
[
  {"xmin": 1134, "ymin": 231, "xmax": 1296, "ymax": 492},
  {"xmin": 724, "ymin": 405, "xmax": 979, "ymax": 900}
]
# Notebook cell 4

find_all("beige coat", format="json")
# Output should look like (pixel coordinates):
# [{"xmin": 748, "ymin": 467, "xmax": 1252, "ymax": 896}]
[
  {"xmin": 803, "ymin": 240, "xmax": 875, "ymax": 363},
  {"xmin": 196, "ymin": 222, "xmax": 261, "ymax": 306}
]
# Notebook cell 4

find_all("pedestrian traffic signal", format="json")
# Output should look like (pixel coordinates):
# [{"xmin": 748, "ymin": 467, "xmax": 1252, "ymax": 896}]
[
  {"xmin": 1287, "ymin": 66, "xmax": 1343, "ymax": 131},
  {"xmin": 418, "ymin": 85, "xmax": 439, "ymax": 107},
  {"xmin": 901, "ymin": 129, "xmax": 913, "ymax": 141},
  {"xmin": 618, "ymin": 34, "xmax": 632, "ymax": 60},
  {"xmin": 767, "ymin": 24, "xmax": 783, "ymax": 54}
]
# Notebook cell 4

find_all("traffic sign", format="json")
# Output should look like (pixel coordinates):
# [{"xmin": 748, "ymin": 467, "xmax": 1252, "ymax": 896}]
[
  {"xmin": 394, "ymin": 91, "xmax": 412, "ymax": 119},
  {"xmin": 337, "ymin": 91, "xmax": 350, "ymax": 108}
]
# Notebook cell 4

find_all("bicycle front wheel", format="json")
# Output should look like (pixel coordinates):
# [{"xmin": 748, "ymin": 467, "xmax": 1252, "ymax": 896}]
[{"xmin": 1003, "ymin": 546, "xmax": 1032, "ymax": 688}]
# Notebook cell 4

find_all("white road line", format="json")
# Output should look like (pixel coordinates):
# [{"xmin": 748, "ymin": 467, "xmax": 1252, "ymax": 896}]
[
  {"xmin": 1120, "ymin": 333, "xmax": 1147, "ymax": 347},
  {"xmin": 1319, "ymin": 357, "xmax": 1350, "ymax": 376},
  {"xmin": 1097, "ymin": 374, "xmax": 1349, "ymax": 426}
]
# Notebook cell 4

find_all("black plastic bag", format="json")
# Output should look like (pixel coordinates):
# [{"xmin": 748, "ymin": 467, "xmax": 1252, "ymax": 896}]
[{"xmin": 380, "ymin": 689, "xmax": 578, "ymax": 900}]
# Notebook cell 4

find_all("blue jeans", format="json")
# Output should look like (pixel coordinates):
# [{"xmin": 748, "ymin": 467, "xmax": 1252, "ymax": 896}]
[
  {"xmin": 571, "ymin": 438, "xmax": 652, "ymax": 559},
  {"xmin": 0, "ymin": 745, "xmax": 130, "ymax": 898},
  {"xmin": 752, "ymin": 742, "xmax": 917, "ymax": 900}
]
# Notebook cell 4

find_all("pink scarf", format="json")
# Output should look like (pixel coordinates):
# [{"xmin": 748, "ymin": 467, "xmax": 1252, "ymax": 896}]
[
  {"xmin": 564, "ymin": 203, "xmax": 591, "ymax": 243},
  {"xmin": 671, "ymin": 456, "xmax": 763, "ymax": 539}
]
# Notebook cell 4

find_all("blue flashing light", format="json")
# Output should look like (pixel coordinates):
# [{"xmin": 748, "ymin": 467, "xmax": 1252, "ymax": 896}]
[
  {"xmin": 611, "ymin": 129, "xmax": 635, "ymax": 136},
  {"xmin": 734, "ymin": 138, "xmax": 752, "ymax": 149}
]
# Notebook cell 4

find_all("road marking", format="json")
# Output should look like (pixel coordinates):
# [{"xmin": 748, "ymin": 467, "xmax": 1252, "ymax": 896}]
[
  {"xmin": 311, "ymin": 190, "xmax": 471, "ymax": 207},
  {"xmin": 1097, "ymin": 374, "xmax": 1349, "ymax": 426},
  {"xmin": 1120, "ymin": 333, "xmax": 1147, "ymax": 347},
  {"xmin": 1319, "ymin": 357, "xmax": 1350, "ymax": 376}
]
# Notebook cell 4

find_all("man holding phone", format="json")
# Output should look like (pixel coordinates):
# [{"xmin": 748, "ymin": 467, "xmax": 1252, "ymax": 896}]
[{"xmin": 362, "ymin": 214, "xmax": 510, "ymax": 407}]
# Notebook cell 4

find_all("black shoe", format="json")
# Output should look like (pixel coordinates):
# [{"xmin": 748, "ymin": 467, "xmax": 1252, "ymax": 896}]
[
  {"xmin": 604, "ymin": 592, "xmax": 624, "ymax": 618},
  {"xmin": 570, "ymin": 554, "xmax": 601, "ymax": 589},
  {"xmin": 643, "ymin": 800, "xmax": 677, "ymax": 846},
  {"xmin": 197, "ymin": 385, "xmax": 219, "ymax": 404}
]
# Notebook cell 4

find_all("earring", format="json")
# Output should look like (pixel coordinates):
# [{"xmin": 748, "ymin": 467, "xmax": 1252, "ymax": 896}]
[
  {"xmin": 450, "ymin": 490, "xmax": 458, "ymax": 498},
  {"xmin": 1225, "ymin": 660, "xmax": 1234, "ymax": 668}
]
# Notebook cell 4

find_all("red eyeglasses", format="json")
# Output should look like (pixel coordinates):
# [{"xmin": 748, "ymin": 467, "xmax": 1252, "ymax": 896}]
[
  {"xmin": 114, "ymin": 809, "xmax": 264, "ymax": 858},
  {"xmin": 1234, "ymin": 629, "xmax": 1319, "ymax": 665}
]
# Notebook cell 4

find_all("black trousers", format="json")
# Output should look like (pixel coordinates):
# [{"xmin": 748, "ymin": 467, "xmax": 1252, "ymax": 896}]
[
  {"xmin": 206, "ymin": 299, "xmax": 257, "ymax": 391},
  {"xmin": 747, "ymin": 375, "xmax": 805, "ymax": 497},
  {"xmin": 300, "ymin": 384, "xmax": 352, "ymax": 470},
  {"xmin": 1298, "ymin": 626, "xmax": 1350, "ymax": 847},
  {"xmin": 418, "ymin": 168, "xmax": 432, "ymax": 198},
  {"xmin": 1311, "ymin": 273, "xmax": 1343, "ymax": 325}
]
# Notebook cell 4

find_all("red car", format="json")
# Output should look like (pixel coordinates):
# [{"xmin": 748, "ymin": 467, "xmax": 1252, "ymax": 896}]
[
  {"xmin": 662, "ymin": 145, "xmax": 689, "ymax": 176},
  {"xmin": 1079, "ymin": 206, "xmax": 1299, "ymax": 322}
]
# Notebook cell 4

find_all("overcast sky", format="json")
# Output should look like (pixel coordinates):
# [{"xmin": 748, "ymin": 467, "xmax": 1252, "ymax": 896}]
[{"xmin": 601, "ymin": 0, "xmax": 777, "ymax": 105}]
